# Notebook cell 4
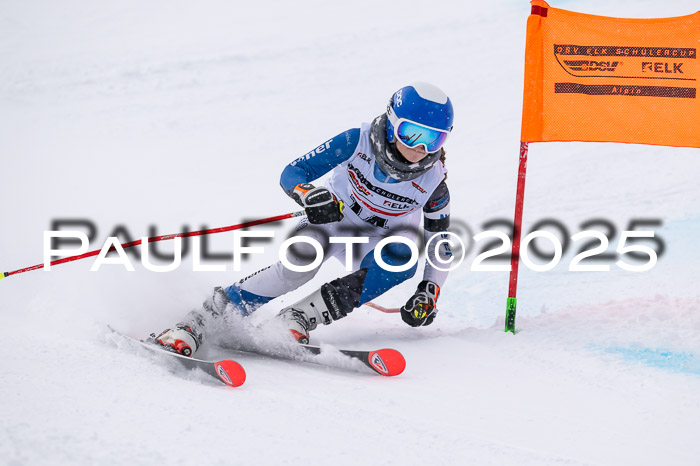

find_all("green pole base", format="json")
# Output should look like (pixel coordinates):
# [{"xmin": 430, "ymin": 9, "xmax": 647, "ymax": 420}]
[{"xmin": 505, "ymin": 297, "xmax": 517, "ymax": 333}]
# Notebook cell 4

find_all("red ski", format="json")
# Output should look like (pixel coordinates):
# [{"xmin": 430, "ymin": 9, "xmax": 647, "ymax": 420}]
[
  {"xmin": 108, "ymin": 326, "xmax": 246, "ymax": 387},
  {"xmin": 218, "ymin": 340, "xmax": 406, "ymax": 377},
  {"xmin": 299, "ymin": 344, "xmax": 406, "ymax": 377}
]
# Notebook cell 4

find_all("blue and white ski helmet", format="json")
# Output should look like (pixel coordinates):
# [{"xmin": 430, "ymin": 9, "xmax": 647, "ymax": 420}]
[
  {"xmin": 386, "ymin": 82, "xmax": 454, "ymax": 149},
  {"xmin": 370, "ymin": 82, "xmax": 453, "ymax": 181}
]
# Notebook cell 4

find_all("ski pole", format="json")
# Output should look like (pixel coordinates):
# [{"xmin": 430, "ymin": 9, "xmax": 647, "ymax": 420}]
[
  {"xmin": 364, "ymin": 302, "xmax": 400, "ymax": 313},
  {"xmin": 1, "ymin": 210, "xmax": 306, "ymax": 281}
]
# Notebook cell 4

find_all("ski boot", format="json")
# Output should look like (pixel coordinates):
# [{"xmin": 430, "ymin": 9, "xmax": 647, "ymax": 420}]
[
  {"xmin": 153, "ymin": 287, "xmax": 234, "ymax": 357},
  {"xmin": 154, "ymin": 323, "xmax": 202, "ymax": 357},
  {"xmin": 154, "ymin": 285, "xmax": 271, "ymax": 356},
  {"xmin": 277, "ymin": 308, "xmax": 313, "ymax": 344},
  {"xmin": 276, "ymin": 283, "xmax": 351, "ymax": 344}
]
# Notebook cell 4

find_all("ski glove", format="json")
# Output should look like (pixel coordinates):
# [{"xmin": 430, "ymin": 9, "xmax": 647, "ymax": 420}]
[
  {"xmin": 401, "ymin": 280, "xmax": 440, "ymax": 327},
  {"xmin": 292, "ymin": 183, "xmax": 344, "ymax": 224}
]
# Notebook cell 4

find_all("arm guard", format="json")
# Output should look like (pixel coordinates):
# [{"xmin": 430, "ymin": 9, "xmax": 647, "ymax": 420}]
[
  {"xmin": 280, "ymin": 128, "xmax": 360, "ymax": 199},
  {"xmin": 422, "ymin": 180, "xmax": 451, "ymax": 287}
]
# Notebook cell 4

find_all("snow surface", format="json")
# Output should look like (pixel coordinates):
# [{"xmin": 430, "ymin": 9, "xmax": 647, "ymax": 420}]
[{"xmin": 1, "ymin": 0, "xmax": 699, "ymax": 464}]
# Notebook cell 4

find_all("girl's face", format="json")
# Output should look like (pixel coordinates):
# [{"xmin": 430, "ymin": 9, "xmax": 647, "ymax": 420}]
[{"xmin": 395, "ymin": 139, "xmax": 429, "ymax": 163}]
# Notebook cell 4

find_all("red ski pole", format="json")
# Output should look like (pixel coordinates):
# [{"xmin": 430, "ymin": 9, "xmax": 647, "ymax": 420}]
[
  {"xmin": 364, "ymin": 302, "xmax": 400, "ymax": 314},
  {"xmin": 1, "ymin": 210, "xmax": 306, "ymax": 281}
]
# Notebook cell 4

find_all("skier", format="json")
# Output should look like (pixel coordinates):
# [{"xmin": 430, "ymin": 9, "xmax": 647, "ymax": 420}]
[{"xmin": 155, "ymin": 82, "xmax": 455, "ymax": 356}]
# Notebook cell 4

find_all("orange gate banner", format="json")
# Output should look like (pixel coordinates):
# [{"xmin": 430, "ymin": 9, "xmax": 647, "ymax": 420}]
[{"xmin": 521, "ymin": 1, "xmax": 699, "ymax": 148}]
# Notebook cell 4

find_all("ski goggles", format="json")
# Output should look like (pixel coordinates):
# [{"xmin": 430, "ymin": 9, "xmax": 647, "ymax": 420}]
[{"xmin": 389, "ymin": 114, "xmax": 451, "ymax": 153}]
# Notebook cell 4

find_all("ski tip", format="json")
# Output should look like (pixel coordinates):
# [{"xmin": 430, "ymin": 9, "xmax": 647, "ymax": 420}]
[
  {"xmin": 368, "ymin": 349, "xmax": 406, "ymax": 377},
  {"xmin": 214, "ymin": 360, "xmax": 247, "ymax": 387}
]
